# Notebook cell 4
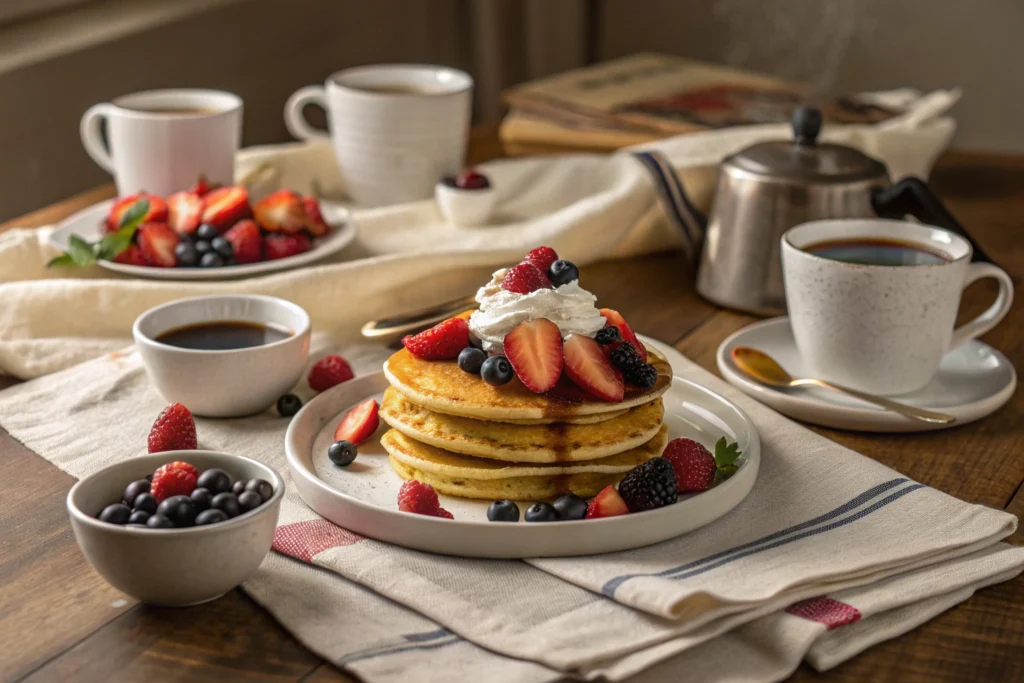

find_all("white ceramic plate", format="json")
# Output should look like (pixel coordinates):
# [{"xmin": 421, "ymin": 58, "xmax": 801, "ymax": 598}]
[
  {"xmin": 285, "ymin": 338, "xmax": 761, "ymax": 558},
  {"xmin": 48, "ymin": 199, "xmax": 356, "ymax": 280},
  {"xmin": 717, "ymin": 317, "xmax": 1017, "ymax": 433}
]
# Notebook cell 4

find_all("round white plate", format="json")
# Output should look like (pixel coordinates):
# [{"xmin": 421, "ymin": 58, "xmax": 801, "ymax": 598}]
[
  {"xmin": 285, "ymin": 338, "xmax": 761, "ymax": 558},
  {"xmin": 717, "ymin": 317, "xmax": 1016, "ymax": 433},
  {"xmin": 48, "ymin": 199, "xmax": 356, "ymax": 280}
]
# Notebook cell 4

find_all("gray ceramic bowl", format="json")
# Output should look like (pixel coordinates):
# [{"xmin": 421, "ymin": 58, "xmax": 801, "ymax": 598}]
[{"xmin": 67, "ymin": 451, "xmax": 284, "ymax": 606}]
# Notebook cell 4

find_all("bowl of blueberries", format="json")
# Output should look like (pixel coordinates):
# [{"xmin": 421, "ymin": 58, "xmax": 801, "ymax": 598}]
[{"xmin": 66, "ymin": 450, "xmax": 283, "ymax": 606}]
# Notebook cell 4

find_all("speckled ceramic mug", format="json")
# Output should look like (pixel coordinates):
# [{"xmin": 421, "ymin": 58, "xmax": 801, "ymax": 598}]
[{"xmin": 782, "ymin": 219, "xmax": 1013, "ymax": 395}]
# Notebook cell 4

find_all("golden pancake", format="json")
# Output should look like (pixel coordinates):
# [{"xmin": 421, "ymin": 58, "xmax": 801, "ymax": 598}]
[
  {"xmin": 384, "ymin": 344, "xmax": 672, "ymax": 422},
  {"xmin": 383, "ymin": 426, "xmax": 668, "ymax": 500},
  {"xmin": 380, "ymin": 387, "xmax": 664, "ymax": 463}
]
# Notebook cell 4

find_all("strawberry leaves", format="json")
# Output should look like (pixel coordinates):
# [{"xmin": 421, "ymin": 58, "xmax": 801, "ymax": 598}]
[
  {"xmin": 47, "ymin": 198, "xmax": 150, "ymax": 268},
  {"xmin": 713, "ymin": 437, "xmax": 742, "ymax": 484}
]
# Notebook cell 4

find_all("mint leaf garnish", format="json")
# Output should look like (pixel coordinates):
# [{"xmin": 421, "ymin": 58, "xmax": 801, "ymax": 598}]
[
  {"xmin": 47, "ymin": 197, "xmax": 149, "ymax": 268},
  {"xmin": 714, "ymin": 437, "xmax": 742, "ymax": 468},
  {"xmin": 117, "ymin": 197, "xmax": 149, "ymax": 230}
]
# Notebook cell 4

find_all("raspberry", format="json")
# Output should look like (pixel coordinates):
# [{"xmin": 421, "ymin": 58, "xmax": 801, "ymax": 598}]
[
  {"xmin": 402, "ymin": 317, "xmax": 470, "ymax": 361},
  {"xmin": 150, "ymin": 463, "xmax": 198, "ymax": 502},
  {"xmin": 523, "ymin": 246, "xmax": 559, "ymax": 273},
  {"xmin": 397, "ymin": 480, "xmax": 440, "ymax": 516},
  {"xmin": 500, "ymin": 263, "xmax": 551, "ymax": 294},
  {"xmin": 436, "ymin": 508, "xmax": 454, "ymax": 519},
  {"xmin": 308, "ymin": 355, "xmax": 355, "ymax": 392},
  {"xmin": 148, "ymin": 403, "xmax": 198, "ymax": 454}
]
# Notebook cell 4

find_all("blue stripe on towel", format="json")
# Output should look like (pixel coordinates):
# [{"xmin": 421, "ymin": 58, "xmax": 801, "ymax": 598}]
[{"xmin": 340, "ymin": 629, "xmax": 461, "ymax": 665}]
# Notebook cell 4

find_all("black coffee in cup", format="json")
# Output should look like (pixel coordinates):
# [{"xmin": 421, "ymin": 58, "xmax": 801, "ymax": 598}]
[{"xmin": 804, "ymin": 238, "xmax": 951, "ymax": 266}]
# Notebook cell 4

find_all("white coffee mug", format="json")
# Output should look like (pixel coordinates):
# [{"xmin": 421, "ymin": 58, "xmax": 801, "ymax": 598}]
[
  {"xmin": 782, "ymin": 219, "xmax": 1013, "ymax": 395},
  {"xmin": 285, "ymin": 64, "xmax": 472, "ymax": 206},
  {"xmin": 81, "ymin": 89, "xmax": 242, "ymax": 196}
]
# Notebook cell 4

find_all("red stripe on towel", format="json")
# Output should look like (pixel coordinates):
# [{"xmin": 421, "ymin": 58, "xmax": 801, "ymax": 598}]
[
  {"xmin": 273, "ymin": 519, "xmax": 366, "ymax": 562},
  {"xmin": 786, "ymin": 596, "xmax": 862, "ymax": 630}
]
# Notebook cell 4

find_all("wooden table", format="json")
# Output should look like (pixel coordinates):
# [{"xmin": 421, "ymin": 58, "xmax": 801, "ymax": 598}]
[{"xmin": 2, "ymin": 128, "xmax": 1022, "ymax": 683}]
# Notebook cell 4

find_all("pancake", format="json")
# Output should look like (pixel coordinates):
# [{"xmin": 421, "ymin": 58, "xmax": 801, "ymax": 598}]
[
  {"xmin": 383, "ymin": 426, "xmax": 668, "ymax": 500},
  {"xmin": 380, "ymin": 387, "xmax": 664, "ymax": 463},
  {"xmin": 496, "ymin": 409, "xmax": 629, "ymax": 426},
  {"xmin": 384, "ymin": 344, "xmax": 672, "ymax": 422}
]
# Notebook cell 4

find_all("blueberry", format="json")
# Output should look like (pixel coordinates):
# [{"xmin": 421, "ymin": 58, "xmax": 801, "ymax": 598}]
[
  {"xmin": 200, "ymin": 252, "xmax": 224, "ymax": 268},
  {"xmin": 548, "ymin": 260, "xmax": 579, "ymax": 287},
  {"xmin": 211, "ymin": 492, "xmax": 241, "ymax": 518},
  {"xmin": 196, "ymin": 469, "xmax": 232, "ymax": 494},
  {"xmin": 195, "ymin": 508, "xmax": 229, "ymax": 526},
  {"xmin": 245, "ymin": 479, "xmax": 274, "ymax": 502},
  {"xmin": 98, "ymin": 503, "xmax": 131, "ymax": 525},
  {"xmin": 277, "ymin": 393, "xmax": 302, "ymax": 417},
  {"xmin": 146, "ymin": 514, "xmax": 175, "ymax": 529},
  {"xmin": 211, "ymin": 236, "xmax": 234, "ymax": 259},
  {"xmin": 481, "ymin": 355, "xmax": 513, "ymax": 386},
  {"xmin": 524, "ymin": 502, "xmax": 559, "ymax": 522},
  {"xmin": 194, "ymin": 240, "xmax": 212, "ymax": 254},
  {"xmin": 238, "ymin": 490, "xmax": 262, "ymax": 513},
  {"xmin": 487, "ymin": 500, "xmax": 520, "ymax": 522},
  {"xmin": 123, "ymin": 479, "xmax": 150, "ymax": 505},
  {"xmin": 190, "ymin": 487, "xmax": 213, "ymax": 513},
  {"xmin": 132, "ymin": 492, "xmax": 158, "ymax": 515},
  {"xmin": 458, "ymin": 347, "xmax": 486, "ymax": 374},
  {"xmin": 328, "ymin": 440, "xmax": 357, "ymax": 467},
  {"xmin": 156, "ymin": 495, "xmax": 196, "ymax": 528},
  {"xmin": 175, "ymin": 241, "xmax": 199, "ymax": 267},
  {"xmin": 594, "ymin": 325, "xmax": 622, "ymax": 345},
  {"xmin": 552, "ymin": 493, "xmax": 588, "ymax": 520},
  {"xmin": 231, "ymin": 480, "xmax": 248, "ymax": 496},
  {"xmin": 128, "ymin": 509, "xmax": 151, "ymax": 525},
  {"xmin": 196, "ymin": 223, "xmax": 219, "ymax": 241}
]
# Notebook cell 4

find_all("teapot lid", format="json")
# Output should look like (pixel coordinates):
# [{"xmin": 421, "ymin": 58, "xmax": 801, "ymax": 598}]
[{"xmin": 726, "ymin": 106, "xmax": 888, "ymax": 183}]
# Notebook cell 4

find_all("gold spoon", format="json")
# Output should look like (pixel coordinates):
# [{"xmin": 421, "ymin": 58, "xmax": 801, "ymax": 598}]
[{"xmin": 730, "ymin": 346, "xmax": 956, "ymax": 425}]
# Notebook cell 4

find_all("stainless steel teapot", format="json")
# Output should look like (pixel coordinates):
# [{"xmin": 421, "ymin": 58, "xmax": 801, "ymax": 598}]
[{"xmin": 690, "ymin": 106, "xmax": 987, "ymax": 315}]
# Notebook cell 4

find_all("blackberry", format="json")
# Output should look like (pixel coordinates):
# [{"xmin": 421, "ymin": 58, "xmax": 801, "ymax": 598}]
[
  {"xmin": 617, "ymin": 458, "xmax": 678, "ymax": 512},
  {"xmin": 610, "ymin": 343, "xmax": 643, "ymax": 372},
  {"xmin": 625, "ymin": 362, "xmax": 659, "ymax": 389},
  {"xmin": 594, "ymin": 326, "xmax": 622, "ymax": 345}
]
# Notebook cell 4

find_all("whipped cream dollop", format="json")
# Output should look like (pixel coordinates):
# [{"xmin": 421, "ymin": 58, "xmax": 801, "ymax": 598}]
[{"xmin": 468, "ymin": 268, "xmax": 607, "ymax": 353}]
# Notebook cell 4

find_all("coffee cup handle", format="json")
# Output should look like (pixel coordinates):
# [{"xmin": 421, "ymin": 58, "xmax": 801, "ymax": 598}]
[
  {"xmin": 949, "ymin": 262, "xmax": 1014, "ymax": 350},
  {"xmin": 80, "ymin": 103, "xmax": 117, "ymax": 173},
  {"xmin": 285, "ymin": 86, "xmax": 330, "ymax": 141}
]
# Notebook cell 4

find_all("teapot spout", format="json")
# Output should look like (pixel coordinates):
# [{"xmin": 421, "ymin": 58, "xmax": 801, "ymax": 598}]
[{"xmin": 633, "ymin": 151, "xmax": 708, "ymax": 261}]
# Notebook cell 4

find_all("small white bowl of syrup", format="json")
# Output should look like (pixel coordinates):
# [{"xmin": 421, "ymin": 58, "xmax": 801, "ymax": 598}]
[{"xmin": 133, "ymin": 295, "xmax": 311, "ymax": 417}]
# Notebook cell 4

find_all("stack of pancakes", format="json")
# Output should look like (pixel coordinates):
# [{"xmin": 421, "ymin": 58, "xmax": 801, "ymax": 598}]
[{"xmin": 379, "ymin": 345, "xmax": 673, "ymax": 500}]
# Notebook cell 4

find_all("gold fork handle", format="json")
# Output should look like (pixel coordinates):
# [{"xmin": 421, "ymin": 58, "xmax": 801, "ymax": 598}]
[
  {"xmin": 792, "ymin": 378, "xmax": 956, "ymax": 424},
  {"xmin": 361, "ymin": 295, "xmax": 478, "ymax": 340}
]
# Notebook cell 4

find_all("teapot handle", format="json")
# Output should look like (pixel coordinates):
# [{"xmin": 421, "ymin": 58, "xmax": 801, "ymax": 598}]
[{"xmin": 871, "ymin": 177, "xmax": 992, "ymax": 264}]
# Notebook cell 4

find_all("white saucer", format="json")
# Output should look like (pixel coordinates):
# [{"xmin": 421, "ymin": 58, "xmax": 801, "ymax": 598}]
[
  {"xmin": 285, "ymin": 338, "xmax": 761, "ymax": 559},
  {"xmin": 717, "ymin": 317, "xmax": 1016, "ymax": 433},
  {"xmin": 48, "ymin": 199, "xmax": 356, "ymax": 280}
]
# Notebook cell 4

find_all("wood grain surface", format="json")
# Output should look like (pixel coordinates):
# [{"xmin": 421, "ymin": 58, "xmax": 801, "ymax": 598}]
[{"xmin": 0, "ymin": 128, "xmax": 1021, "ymax": 682}]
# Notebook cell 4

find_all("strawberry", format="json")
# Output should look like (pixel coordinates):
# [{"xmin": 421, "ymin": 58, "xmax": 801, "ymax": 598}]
[
  {"xmin": 397, "ymin": 480, "xmax": 440, "ymax": 515},
  {"xmin": 334, "ymin": 398, "xmax": 380, "ymax": 445},
  {"xmin": 147, "ymin": 402, "xmax": 198, "ymax": 453},
  {"xmin": 264, "ymin": 234, "xmax": 311, "ymax": 260},
  {"xmin": 105, "ymin": 194, "xmax": 168, "ymax": 232},
  {"xmin": 253, "ymin": 189, "xmax": 307, "ymax": 234},
  {"xmin": 562, "ymin": 334, "xmax": 624, "ymax": 402},
  {"xmin": 113, "ymin": 245, "xmax": 149, "ymax": 266},
  {"xmin": 662, "ymin": 437, "xmax": 742, "ymax": 492},
  {"xmin": 503, "ymin": 318, "xmax": 563, "ymax": 393},
  {"xmin": 437, "ymin": 508, "xmax": 454, "ymax": 519},
  {"xmin": 167, "ymin": 191, "xmax": 204, "ymax": 235},
  {"xmin": 136, "ymin": 222, "xmax": 180, "ymax": 267},
  {"xmin": 308, "ymin": 355, "xmax": 355, "ymax": 392},
  {"xmin": 585, "ymin": 485, "xmax": 629, "ymax": 519},
  {"xmin": 523, "ymin": 246, "xmax": 558, "ymax": 274},
  {"xmin": 500, "ymin": 263, "xmax": 551, "ymax": 294},
  {"xmin": 190, "ymin": 176, "xmax": 214, "ymax": 197},
  {"xmin": 150, "ymin": 464, "xmax": 197, "ymax": 502},
  {"xmin": 224, "ymin": 219, "xmax": 263, "ymax": 264},
  {"xmin": 600, "ymin": 308, "xmax": 647, "ymax": 361},
  {"xmin": 401, "ymin": 317, "xmax": 470, "ymax": 361},
  {"xmin": 303, "ymin": 196, "xmax": 331, "ymax": 236},
  {"xmin": 201, "ymin": 186, "xmax": 250, "ymax": 229}
]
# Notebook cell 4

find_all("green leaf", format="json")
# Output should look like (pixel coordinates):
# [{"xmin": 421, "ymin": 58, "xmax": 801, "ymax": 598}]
[
  {"xmin": 714, "ymin": 464, "xmax": 739, "ymax": 485},
  {"xmin": 95, "ymin": 224, "xmax": 138, "ymax": 260},
  {"xmin": 66, "ymin": 234, "xmax": 97, "ymax": 266},
  {"xmin": 117, "ymin": 197, "xmax": 150, "ymax": 230},
  {"xmin": 46, "ymin": 253, "xmax": 76, "ymax": 268},
  {"xmin": 714, "ymin": 437, "xmax": 742, "ymax": 468}
]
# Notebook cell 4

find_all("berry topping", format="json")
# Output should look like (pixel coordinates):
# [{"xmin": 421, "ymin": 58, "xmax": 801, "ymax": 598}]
[
  {"xmin": 585, "ymin": 485, "xmax": 630, "ymax": 519},
  {"xmin": 487, "ymin": 500, "xmax": 520, "ymax": 522},
  {"xmin": 594, "ymin": 326, "xmax": 622, "ymax": 345},
  {"xmin": 525, "ymin": 502, "xmax": 559, "ymax": 522},
  {"xmin": 264, "ymin": 233, "xmax": 311, "ymax": 260},
  {"xmin": 663, "ymin": 437, "xmax": 742, "ymax": 492},
  {"xmin": 223, "ymin": 219, "xmax": 263, "ymax": 264},
  {"xmin": 548, "ymin": 260, "xmax": 579, "ymax": 287},
  {"xmin": 333, "ymin": 398, "xmax": 380, "ymax": 445},
  {"xmin": 136, "ymin": 222, "xmax": 180, "ymax": 268},
  {"xmin": 277, "ymin": 393, "xmax": 303, "ymax": 417},
  {"xmin": 500, "ymin": 263, "xmax": 551, "ymax": 294},
  {"xmin": 328, "ymin": 440, "xmax": 358, "ymax": 467},
  {"xmin": 397, "ymin": 480, "xmax": 440, "ymax": 516},
  {"xmin": 600, "ymin": 308, "xmax": 647, "ymax": 361},
  {"xmin": 150, "ymin": 463, "xmax": 198, "ymax": 503},
  {"xmin": 503, "ymin": 318, "xmax": 563, "ymax": 393},
  {"xmin": 627, "ymin": 363, "xmax": 659, "ymax": 389},
  {"xmin": 562, "ymin": 334, "xmax": 624, "ymax": 402},
  {"xmin": 201, "ymin": 186, "xmax": 250, "ymax": 229},
  {"xmin": 196, "ymin": 223, "xmax": 220, "ymax": 241},
  {"xmin": 190, "ymin": 176, "xmax": 213, "ymax": 197},
  {"xmin": 524, "ymin": 246, "xmax": 559, "ymax": 273},
  {"xmin": 167, "ymin": 191, "xmax": 204, "ymax": 235},
  {"xmin": 253, "ymin": 189, "xmax": 307, "ymax": 233},
  {"xmin": 147, "ymin": 403, "xmax": 198, "ymax": 454},
  {"xmin": 196, "ymin": 468, "xmax": 231, "ymax": 494},
  {"xmin": 480, "ymin": 355, "xmax": 514, "ymax": 386},
  {"xmin": 303, "ymin": 196, "xmax": 331, "ymax": 236},
  {"xmin": 552, "ymin": 493, "xmax": 588, "ymax": 521},
  {"xmin": 458, "ymin": 347, "xmax": 486, "ymax": 374},
  {"xmin": 609, "ymin": 343, "xmax": 659, "ymax": 388},
  {"xmin": 156, "ymin": 494, "xmax": 197, "ymax": 527},
  {"xmin": 402, "ymin": 317, "xmax": 470, "ymax": 361},
  {"xmin": 105, "ymin": 194, "xmax": 168, "ymax": 232},
  {"xmin": 455, "ymin": 168, "xmax": 490, "ymax": 190},
  {"xmin": 617, "ymin": 458, "xmax": 678, "ymax": 512},
  {"xmin": 98, "ymin": 503, "xmax": 131, "ymax": 525},
  {"xmin": 308, "ymin": 355, "xmax": 355, "ymax": 392},
  {"xmin": 114, "ymin": 245, "xmax": 150, "ymax": 266}
]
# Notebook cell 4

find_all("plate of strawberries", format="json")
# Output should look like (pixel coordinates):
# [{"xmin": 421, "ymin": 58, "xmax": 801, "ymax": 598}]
[{"xmin": 48, "ymin": 178, "xmax": 356, "ymax": 280}]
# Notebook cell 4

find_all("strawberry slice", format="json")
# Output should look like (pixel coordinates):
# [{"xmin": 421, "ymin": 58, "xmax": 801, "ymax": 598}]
[
  {"xmin": 136, "ymin": 223, "xmax": 180, "ymax": 267},
  {"xmin": 264, "ymin": 233, "xmax": 311, "ymax": 260},
  {"xmin": 600, "ymin": 308, "xmax": 647, "ymax": 361},
  {"xmin": 334, "ymin": 398, "xmax": 380, "ymax": 445},
  {"xmin": 585, "ymin": 485, "xmax": 629, "ymax": 519},
  {"xmin": 105, "ymin": 194, "xmax": 168, "ymax": 232},
  {"xmin": 503, "ymin": 318, "xmax": 563, "ymax": 393},
  {"xmin": 167, "ymin": 191, "xmax": 204, "ymax": 235},
  {"xmin": 401, "ymin": 317, "xmax": 469, "ymax": 361},
  {"xmin": 562, "ymin": 334, "xmax": 624, "ymax": 402},
  {"xmin": 201, "ymin": 186, "xmax": 250, "ymax": 229},
  {"xmin": 303, "ymin": 196, "xmax": 331, "ymax": 236},
  {"xmin": 253, "ymin": 189, "xmax": 307, "ymax": 234},
  {"xmin": 190, "ymin": 175, "xmax": 214, "ymax": 197},
  {"xmin": 113, "ymin": 245, "xmax": 150, "ymax": 266},
  {"xmin": 224, "ymin": 219, "xmax": 263, "ymax": 264}
]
